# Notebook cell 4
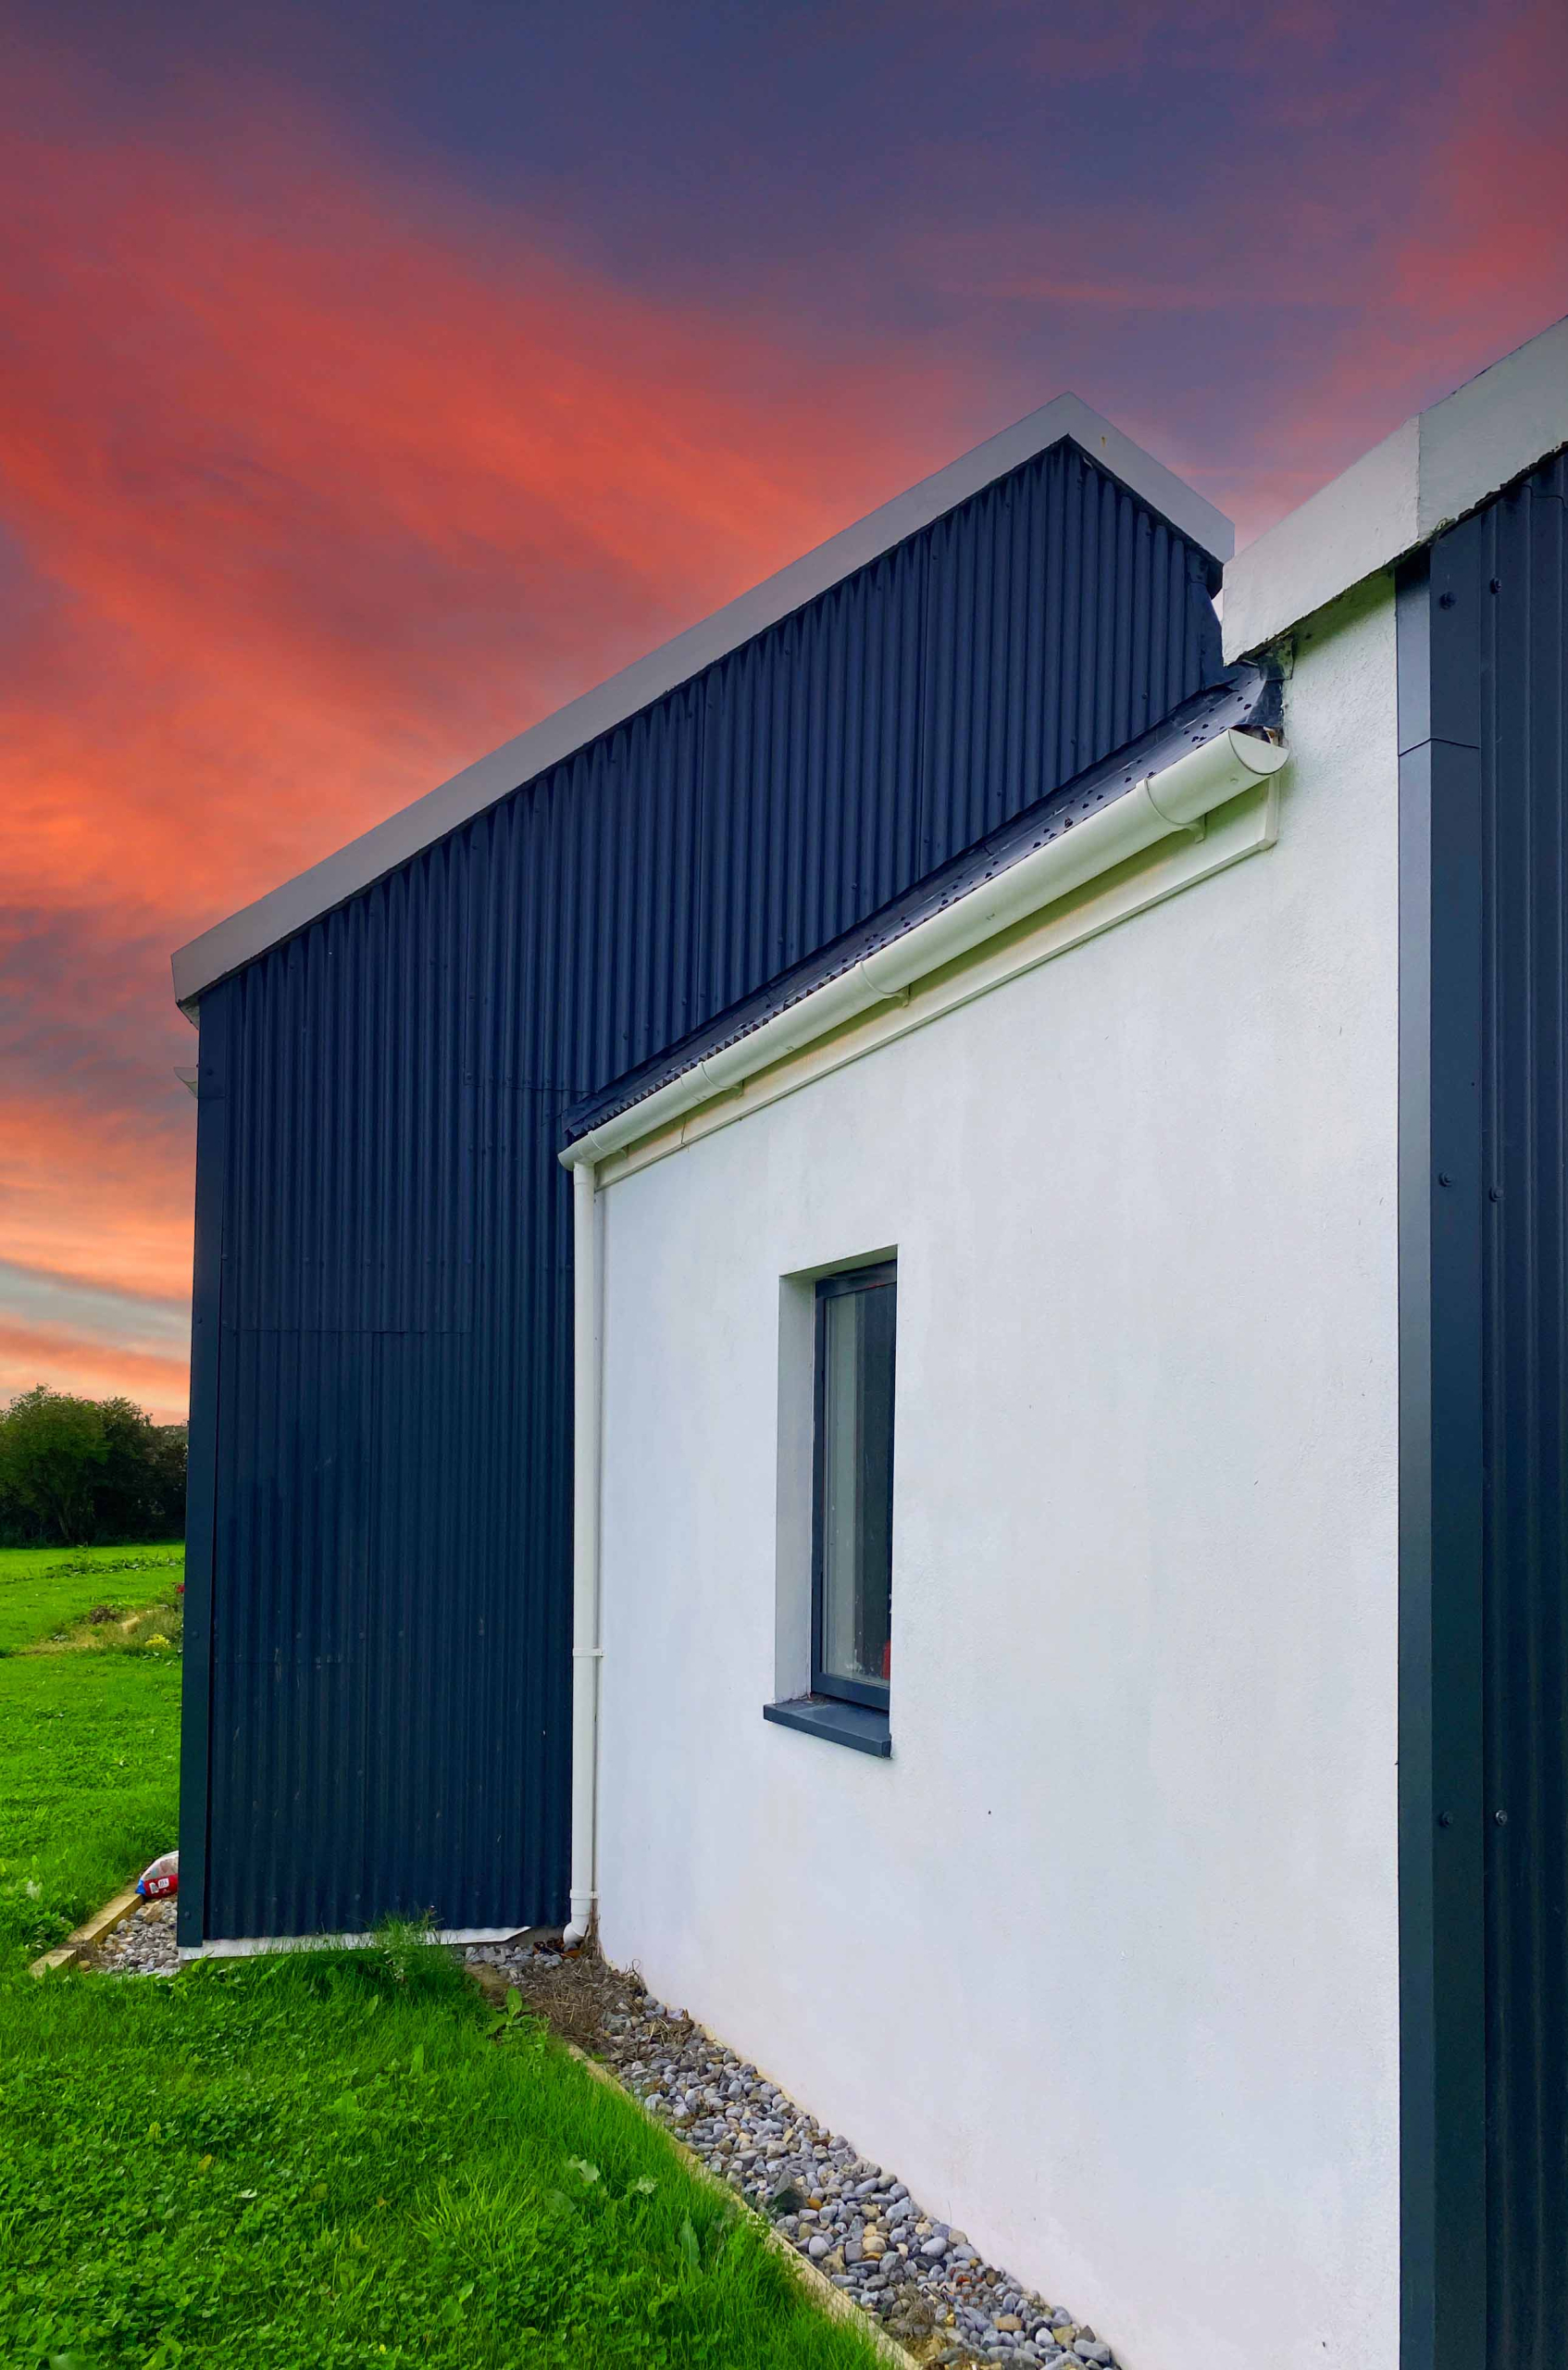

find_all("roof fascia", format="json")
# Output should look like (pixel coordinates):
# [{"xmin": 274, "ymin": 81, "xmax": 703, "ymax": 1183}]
[
  {"xmin": 561, "ymin": 711, "xmax": 1289, "ymax": 1175},
  {"xmin": 1224, "ymin": 313, "xmax": 1568, "ymax": 660},
  {"xmin": 564, "ymin": 662, "xmax": 1276, "ymax": 1143},
  {"xmin": 171, "ymin": 393, "xmax": 1231, "ymax": 1011}
]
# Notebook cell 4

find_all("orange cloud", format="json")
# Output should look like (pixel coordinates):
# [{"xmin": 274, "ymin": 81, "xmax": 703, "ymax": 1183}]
[
  {"xmin": 0, "ymin": 1086, "xmax": 193, "ymax": 1308},
  {"xmin": 0, "ymin": 61, "xmax": 972, "ymax": 1407},
  {"xmin": 0, "ymin": 1326, "xmax": 189, "ymax": 1425}
]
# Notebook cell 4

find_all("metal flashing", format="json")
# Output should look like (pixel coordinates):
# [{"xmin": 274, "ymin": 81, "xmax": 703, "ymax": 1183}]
[
  {"xmin": 1226, "ymin": 313, "xmax": 1568, "ymax": 660},
  {"xmin": 171, "ymin": 396, "xmax": 1231, "ymax": 1009},
  {"xmin": 184, "ymin": 1927, "xmax": 529, "ymax": 1961},
  {"xmin": 762, "ymin": 1696, "xmax": 893, "ymax": 1758},
  {"xmin": 1396, "ymin": 548, "xmax": 1487, "ymax": 2370},
  {"xmin": 175, "ymin": 988, "xmax": 227, "ymax": 1953},
  {"xmin": 564, "ymin": 664, "xmax": 1279, "ymax": 1149}
]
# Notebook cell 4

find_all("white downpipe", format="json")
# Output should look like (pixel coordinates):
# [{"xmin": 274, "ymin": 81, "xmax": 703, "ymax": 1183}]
[
  {"xmin": 564, "ymin": 1157, "xmax": 602, "ymax": 1948},
  {"xmin": 556, "ymin": 725, "xmax": 1288, "ymax": 1942}
]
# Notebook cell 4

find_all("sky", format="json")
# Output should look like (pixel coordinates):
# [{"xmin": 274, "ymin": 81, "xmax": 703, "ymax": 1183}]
[{"xmin": 3, "ymin": 0, "xmax": 1566, "ymax": 1423}]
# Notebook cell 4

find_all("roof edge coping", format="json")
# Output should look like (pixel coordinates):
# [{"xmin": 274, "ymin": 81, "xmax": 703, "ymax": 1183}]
[
  {"xmin": 171, "ymin": 393, "xmax": 1231, "ymax": 1012},
  {"xmin": 1224, "ymin": 313, "xmax": 1568, "ymax": 661}
]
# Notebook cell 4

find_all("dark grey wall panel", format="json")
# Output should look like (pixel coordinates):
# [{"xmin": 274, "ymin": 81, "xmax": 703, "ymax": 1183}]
[
  {"xmin": 180, "ymin": 438, "xmax": 1221, "ymax": 1944},
  {"xmin": 1402, "ymin": 451, "xmax": 1568, "ymax": 2370},
  {"xmin": 1468, "ymin": 455, "xmax": 1568, "ymax": 2370}
]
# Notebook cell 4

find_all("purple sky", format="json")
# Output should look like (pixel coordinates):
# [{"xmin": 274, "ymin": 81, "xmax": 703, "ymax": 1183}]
[{"xmin": 3, "ymin": 0, "xmax": 1565, "ymax": 1416}]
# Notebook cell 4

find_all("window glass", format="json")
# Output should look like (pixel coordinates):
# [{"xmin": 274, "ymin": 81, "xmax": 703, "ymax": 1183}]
[{"xmin": 815, "ymin": 1266, "xmax": 895, "ymax": 1703}]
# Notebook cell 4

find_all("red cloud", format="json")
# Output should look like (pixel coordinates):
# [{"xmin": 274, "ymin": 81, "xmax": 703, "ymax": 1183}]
[
  {"xmin": 4, "ymin": 10, "xmax": 1565, "ymax": 1415},
  {"xmin": 0, "ymin": 64, "xmax": 969, "ymax": 1405}
]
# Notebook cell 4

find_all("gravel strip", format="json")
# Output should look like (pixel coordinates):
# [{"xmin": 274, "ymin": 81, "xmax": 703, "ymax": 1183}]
[
  {"xmin": 87, "ymin": 1912, "xmax": 1114, "ymax": 2364},
  {"xmin": 466, "ymin": 1938, "xmax": 1116, "ymax": 2370},
  {"xmin": 85, "ymin": 1898, "xmax": 179, "ymax": 1976}
]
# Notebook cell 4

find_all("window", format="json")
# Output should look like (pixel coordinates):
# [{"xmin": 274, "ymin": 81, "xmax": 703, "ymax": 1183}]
[
  {"xmin": 763, "ymin": 1255, "xmax": 897, "ymax": 1757},
  {"xmin": 811, "ymin": 1262, "xmax": 896, "ymax": 1711}
]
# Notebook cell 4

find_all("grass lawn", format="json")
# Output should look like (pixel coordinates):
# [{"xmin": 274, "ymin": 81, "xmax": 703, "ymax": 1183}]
[
  {"xmin": 0, "ymin": 1651, "xmax": 182, "ymax": 1962},
  {"xmin": 0, "ymin": 1559, "xmax": 879, "ymax": 2370},
  {"xmin": 0, "ymin": 1540, "xmax": 185, "ymax": 1656}
]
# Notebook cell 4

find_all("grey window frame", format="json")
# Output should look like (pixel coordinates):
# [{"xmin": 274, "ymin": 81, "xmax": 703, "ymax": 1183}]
[{"xmin": 809, "ymin": 1261, "xmax": 897, "ymax": 1713}]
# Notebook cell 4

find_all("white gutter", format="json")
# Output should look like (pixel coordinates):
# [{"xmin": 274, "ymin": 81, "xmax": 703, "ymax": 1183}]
[
  {"xmin": 564, "ymin": 1157, "xmax": 604, "ymax": 1949},
  {"xmin": 561, "ymin": 727, "xmax": 1288, "ymax": 1178},
  {"xmin": 555, "ymin": 721, "xmax": 1288, "ymax": 1943}
]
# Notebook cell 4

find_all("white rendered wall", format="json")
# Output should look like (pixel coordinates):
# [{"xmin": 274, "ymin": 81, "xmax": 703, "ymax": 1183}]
[{"xmin": 593, "ymin": 577, "xmax": 1401, "ymax": 2370}]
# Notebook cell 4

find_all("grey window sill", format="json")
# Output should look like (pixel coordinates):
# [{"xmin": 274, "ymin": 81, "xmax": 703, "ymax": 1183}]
[{"xmin": 762, "ymin": 1695, "xmax": 891, "ymax": 1757}]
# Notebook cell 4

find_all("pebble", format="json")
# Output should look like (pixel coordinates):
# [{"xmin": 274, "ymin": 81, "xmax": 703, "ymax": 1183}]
[
  {"xmin": 86, "ymin": 1900, "xmax": 178, "ymax": 1976},
  {"xmin": 457, "ymin": 1936, "xmax": 1123, "ymax": 2369}
]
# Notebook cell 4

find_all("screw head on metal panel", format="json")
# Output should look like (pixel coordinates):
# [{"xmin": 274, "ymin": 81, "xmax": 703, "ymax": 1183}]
[
  {"xmin": 1438, "ymin": 592, "xmax": 1456, "ymax": 608},
  {"xmin": 1495, "ymin": 1809, "xmax": 1509, "ymax": 1826},
  {"xmin": 1489, "ymin": 1186, "xmax": 1501, "ymax": 1203},
  {"xmin": 1437, "ymin": 1812, "xmax": 1453, "ymax": 1827},
  {"xmin": 1437, "ymin": 1172, "xmax": 1451, "ymax": 1187}
]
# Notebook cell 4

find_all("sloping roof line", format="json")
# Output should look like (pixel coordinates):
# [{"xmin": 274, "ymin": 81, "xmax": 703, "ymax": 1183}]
[
  {"xmin": 171, "ymin": 393, "xmax": 1232, "ymax": 1011},
  {"xmin": 563, "ymin": 660, "xmax": 1278, "ymax": 1148}
]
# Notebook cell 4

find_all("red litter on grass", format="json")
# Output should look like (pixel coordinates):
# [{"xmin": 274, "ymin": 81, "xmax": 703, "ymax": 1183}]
[{"xmin": 136, "ymin": 1851, "xmax": 179, "ymax": 1900}]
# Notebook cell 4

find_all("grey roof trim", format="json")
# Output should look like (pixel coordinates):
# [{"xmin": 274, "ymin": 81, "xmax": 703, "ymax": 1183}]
[
  {"xmin": 563, "ymin": 661, "xmax": 1279, "ymax": 1146},
  {"xmin": 1224, "ymin": 312, "xmax": 1568, "ymax": 660},
  {"xmin": 171, "ymin": 393, "xmax": 1232, "ymax": 1011}
]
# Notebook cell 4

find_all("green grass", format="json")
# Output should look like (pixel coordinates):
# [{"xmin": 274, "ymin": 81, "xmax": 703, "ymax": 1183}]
[
  {"xmin": 0, "ymin": 1541, "xmax": 184, "ymax": 1655},
  {"xmin": 0, "ymin": 1650, "xmax": 182, "ymax": 1962},
  {"xmin": 0, "ymin": 1556, "xmax": 879, "ymax": 2370},
  {"xmin": 0, "ymin": 1943, "xmax": 883, "ymax": 2369}
]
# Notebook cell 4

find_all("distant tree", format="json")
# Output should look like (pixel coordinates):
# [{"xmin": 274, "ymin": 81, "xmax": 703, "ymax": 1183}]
[
  {"xmin": 149, "ymin": 1424, "xmax": 188, "ymax": 1537},
  {"xmin": 0, "ymin": 1386, "xmax": 107, "ymax": 1545},
  {"xmin": 95, "ymin": 1397, "xmax": 176, "ymax": 1540}
]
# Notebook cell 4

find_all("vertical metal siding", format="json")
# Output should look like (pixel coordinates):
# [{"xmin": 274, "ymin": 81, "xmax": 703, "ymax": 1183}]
[
  {"xmin": 182, "ymin": 439, "xmax": 1221, "ymax": 1943},
  {"xmin": 1473, "ymin": 456, "xmax": 1568, "ymax": 2370},
  {"xmin": 1425, "ymin": 455, "xmax": 1568, "ymax": 2369}
]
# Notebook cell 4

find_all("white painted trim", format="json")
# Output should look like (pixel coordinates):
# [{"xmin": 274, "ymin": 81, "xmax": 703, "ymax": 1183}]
[
  {"xmin": 597, "ymin": 768, "xmax": 1280, "ymax": 1191},
  {"xmin": 170, "ymin": 394, "xmax": 1230, "ymax": 1010},
  {"xmin": 1224, "ymin": 313, "xmax": 1568, "ymax": 658},
  {"xmin": 181, "ymin": 1925, "xmax": 531, "ymax": 1961},
  {"xmin": 564, "ymin": 729, "xmax": 1288, "ymax": 1180}
]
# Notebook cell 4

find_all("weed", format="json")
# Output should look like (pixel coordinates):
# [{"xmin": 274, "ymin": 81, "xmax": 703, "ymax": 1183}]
[{"xmin": 0, "ymin": 1540, "xmax": 184, "ymax": 1656}]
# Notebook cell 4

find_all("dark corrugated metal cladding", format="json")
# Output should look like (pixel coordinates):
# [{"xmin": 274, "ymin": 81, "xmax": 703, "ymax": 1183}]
[
  {"xmin": 1436, "ymin": 453, "xmax": 1568, "ymax": 2370},
  {"xmin": 566, "ymin": 663, "xmax": 1278, "ymax": 1143},
  {"xmin": 183, "ymin": 438, "xmax": 1222, "ymax": 1943}
]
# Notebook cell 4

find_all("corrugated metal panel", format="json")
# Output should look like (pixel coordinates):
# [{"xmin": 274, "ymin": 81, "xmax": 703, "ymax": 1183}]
[
  {"xmin": 566, "ymin": 664, "xmax": 1278, "ymax": 1142},
  {"xmin": 180, "ymin": 438, "xmax": 1222, "ymax": 1943},
  {"xmin": 1471, "ymin": 455, "xmax": 1568, "ymax": 2370},
  {"xmin": 1427, "ymin": 453, "xmax": 1568, "ymax": 2368}
]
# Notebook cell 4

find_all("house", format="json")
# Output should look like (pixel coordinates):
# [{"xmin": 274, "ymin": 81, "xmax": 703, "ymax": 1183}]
[{"xmin": 171, "ymin": 317, "xmax": 1568, "ymax": 2370}]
